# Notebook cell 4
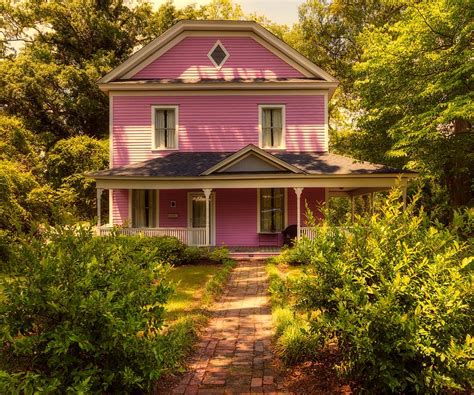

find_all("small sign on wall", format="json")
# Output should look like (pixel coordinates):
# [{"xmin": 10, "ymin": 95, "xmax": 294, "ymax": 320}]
[{"xmin": 167, "ymin": 213, "xmax": 178, "ymax": 218}]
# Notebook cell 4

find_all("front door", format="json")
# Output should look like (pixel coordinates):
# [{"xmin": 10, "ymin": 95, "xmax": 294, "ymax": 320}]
[{"xmin": 188, "ymin": 192, "xmax": 215, "ymax": 245}]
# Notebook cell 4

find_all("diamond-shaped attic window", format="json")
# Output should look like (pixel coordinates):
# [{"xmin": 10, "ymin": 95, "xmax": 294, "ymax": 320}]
[{"xmin": 208, "ymin": 41, "xmax": 229, "ymax": 69}]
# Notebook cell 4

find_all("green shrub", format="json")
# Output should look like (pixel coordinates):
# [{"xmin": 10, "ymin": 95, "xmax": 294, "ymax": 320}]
[
  {"xmin": 281, "ymin": 190, "xmax": 473, "ymax": 392},
  {"xmin": 0, "ymin": 226, "xmax": 172, "ymax": 393},
  {"xmin": 182, "ymin": 246, "xmax": 205, "ymax": 264},
  {"xmin": 106, "ymin": 234, "xmax": 187, "ymax": 266},
  {"xmin": 202, "ymin": 259, "xmax": 236, "ymax": 305},
  {"xmin": 208, "ymin": 246, "xmax": 230, "ymax": 264},
  {"xmin": 274, "ymin": 241, "xmax": 312, "ymax": 265}
]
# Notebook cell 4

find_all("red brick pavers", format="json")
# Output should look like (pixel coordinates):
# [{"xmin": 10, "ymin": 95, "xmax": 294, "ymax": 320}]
[{"xmin": 172, "ymin": 260, "xmax": 288, "ymax": 395}]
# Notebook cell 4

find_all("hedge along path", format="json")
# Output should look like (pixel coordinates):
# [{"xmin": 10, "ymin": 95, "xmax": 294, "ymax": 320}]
[{"xmin": 172, "ymin": 260, "xmax": 288, "ymax": 395}]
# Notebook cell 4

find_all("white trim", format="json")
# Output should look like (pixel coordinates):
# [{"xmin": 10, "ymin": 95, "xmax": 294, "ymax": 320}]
[
  {"xmin": 98, "ymin": 21, "xmax": 338, "ymax": 83},
  {"xmin": 97, "ymin": 176, "xmax": 413, "ymax": 191},
  {"xmin": 100, "ymin": 81, "xmax": 338, "ymax": 93},
  {"xmin": 218, "ymin": 152, "xmax": 287, "ymax": 173},
  {"xmin": 151, "ymin": 105, "xmax": 179, "ymax": 150},
  {"xmin": 201, "ymin": 144, "xmax": 302, "ymax": 175},
  {"xmin": 324, "ymin": 187, "xmax": 329, "ymax": 206},
  {"xmin": 256, "ymin": 187, "xmax": 288, "ymax": 233},
  {"xmin": 258, "ymin": 104, "xmax": 286, "ymax": 149},
  {"xmin": 323, "ymin": 91, "xmax": 329, "ymax": 152},
  {"xmin": 207, "ymin": 40, "xmax": 230, "ymax": 70},
  {"xmin": 187, "ymin": 191, "xmax": 216, "ymax": 246},
  {"xmin": 109, "ymin": 189, "xmax": 113, "ymax": 226},
  {"xmin": 121, "ymin": 31, "xmax": 313, "ymax": 80},
  {"xmin": 108, "ymin": 89, "xmax": 331, "ymax": 96}
]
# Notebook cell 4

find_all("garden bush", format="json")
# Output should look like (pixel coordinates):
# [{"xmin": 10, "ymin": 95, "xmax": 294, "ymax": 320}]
[
  {"xmin": 0, "ymin": 227, "xmax": 173, "ymax": 393},
  {"xmin": 276, "ymin": 190, "xmax": 473, "ymax": 393}
]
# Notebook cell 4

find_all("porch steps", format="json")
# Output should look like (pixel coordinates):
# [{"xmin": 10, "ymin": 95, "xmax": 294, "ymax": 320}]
[{"xmin": 227, "ymin": 247, "xmax": 281, "ymax": 259}]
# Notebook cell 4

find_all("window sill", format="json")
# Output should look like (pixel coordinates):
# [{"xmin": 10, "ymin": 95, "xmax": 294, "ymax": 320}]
[
  {"xmin": 260, "ymin": 146, "xmax": 286, "ymax": 150},
  {"xmin": 151, "ymin": 148, "xmax": 179, "ymax": 152},
  {"xmin": 258, "ymin": 231, "xmax": 282, "ymax": 235}
]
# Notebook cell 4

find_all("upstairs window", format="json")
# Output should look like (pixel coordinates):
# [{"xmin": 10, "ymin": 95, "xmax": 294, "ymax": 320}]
[
  {"xmin": 153, "ymin": 106, "xmax": 178, "ymax": 149},
  {"xmin": 208, "ymin": 40, "xmax": 229, "ymax": 69},
  {"xmin": 260, "ymin": 105, "xmax": 285, "ymax": 149}
]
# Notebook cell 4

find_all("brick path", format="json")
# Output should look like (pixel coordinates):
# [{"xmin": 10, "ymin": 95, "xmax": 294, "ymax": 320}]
[{"xmin": 172, "ymin": 260, "xmax": 287, "ymax": 395}]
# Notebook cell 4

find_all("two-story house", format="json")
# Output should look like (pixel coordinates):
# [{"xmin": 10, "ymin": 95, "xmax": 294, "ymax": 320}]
[{"xmin": 92, "ymin": 20, "xmax": 413, "ymax": 248}]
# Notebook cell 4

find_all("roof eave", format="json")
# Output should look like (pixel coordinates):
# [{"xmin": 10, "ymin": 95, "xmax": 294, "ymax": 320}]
[{"xmin": 98, "ymin": 80, "xmax": 339, "ymax": 93}]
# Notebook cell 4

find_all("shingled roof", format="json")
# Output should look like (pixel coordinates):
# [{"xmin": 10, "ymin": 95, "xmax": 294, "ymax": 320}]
[{"xmin": 92, "ymin": 149, "xmax": 412, "ymax": 178}]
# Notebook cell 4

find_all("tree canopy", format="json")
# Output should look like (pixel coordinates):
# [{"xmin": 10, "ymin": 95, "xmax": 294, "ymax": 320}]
[{"xmin": 0, "ymin": 0, "xmax": 471, "ymax": 233}]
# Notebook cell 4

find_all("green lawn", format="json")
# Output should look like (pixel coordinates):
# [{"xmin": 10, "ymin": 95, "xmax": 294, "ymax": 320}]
[{"xmin": 165, "ymin": 264, "xmax": 220, "ymax": 320}]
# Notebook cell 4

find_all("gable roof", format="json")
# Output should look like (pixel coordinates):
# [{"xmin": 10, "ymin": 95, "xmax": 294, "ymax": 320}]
[
  {"xmin": 201, "ymin": 144, "xmax": 303, "ymax": 175},
  {"xmin": 92, "ymin": 149, "xmax": 414, "ymax": 179},
  {"xmin": 98, "ymin": 20, "xmax": 338, "ymax": 86}
]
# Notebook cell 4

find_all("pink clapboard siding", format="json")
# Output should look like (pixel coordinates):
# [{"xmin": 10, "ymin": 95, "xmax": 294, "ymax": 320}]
[
  {"xmin": 215, "ymin": 188, "xmax": 258, "ymax": 247},
  {"xmin": 112, "ymin": 189, "xmax": 129, "ymax": 225},
  {"xmin": 111, "ymin": 188, "xmax": 325, "ymax": 246},
  {"xmin": 112, "ymin": 95, "xmax": 326, "ymax": 166},
  {"xmin": 132, "ymin": 36, "xmax": 304, "ymax": 80},
  {"xmin": 287, "ymin": 187, "xmax": 325, "ymax": 226}
]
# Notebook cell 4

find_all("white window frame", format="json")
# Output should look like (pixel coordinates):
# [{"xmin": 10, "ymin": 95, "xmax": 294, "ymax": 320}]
[
  {"xmin": 187, "ymin": 191, "xmax": 216, "ymax": 246},
  {"xmin": 151, "ymin": 105, "xmax": 179, "ymax": 150},
  {"xmin": 128, "ymin": 189, "xmax": 159, "ymax": 228},
  {"xmin": 207, "ymin": 40, "xmax": 230, "ymax": 70},
  {"xmin": 256, "ymin": 188, "xmax": 288, "ymax": 233},
  {"xmin": 258, "ymin": 104, "xmax": 286, "ymax": 150}
]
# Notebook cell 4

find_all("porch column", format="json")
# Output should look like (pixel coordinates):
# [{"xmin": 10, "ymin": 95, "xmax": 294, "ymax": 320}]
[
  {"xmin": 96, "ymin": 188, "xmax": 104, "ymax": 228},
  {"xmin": 294, "ymin": 187, "xmax": 304, "ymax": 239},
  {"xmin": 203, "ymin": 188, "xmax": 212, "ymax": 246}
]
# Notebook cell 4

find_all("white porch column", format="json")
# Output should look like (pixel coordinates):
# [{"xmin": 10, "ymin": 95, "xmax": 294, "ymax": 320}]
[
  {"xmin": 294, "ymin": 187, "xmax": 304, "ymax": 239},
  {"xmin": 96, "ymin": 188, "xmax": 104, "ymax": 228},
  {"xmin": 203, "ymin": 188, "xmax": 212, "ymax": 246}
]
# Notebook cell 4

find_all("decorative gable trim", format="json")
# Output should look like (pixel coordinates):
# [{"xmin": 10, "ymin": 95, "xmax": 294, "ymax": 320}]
[
  {"xmin": 98, "ymin": 21, "xmax": 338, "ymax": 84},
  {"xmin": 207, "ymin": 40, "xmax": 229, "ymax": 69},
  {"xmin": 201, "ymin": 144, "xmax": 304, "ymax": 176}
]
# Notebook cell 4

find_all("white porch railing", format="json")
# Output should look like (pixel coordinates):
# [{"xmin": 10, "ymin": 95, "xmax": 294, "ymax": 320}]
[
  {"xmin": 300, "ymin": 226, "xmax": 351, "ymax": 240},
  {"xmin": 300, "ymin": 227, "xmax": 317, "ymax": 240},
  {"xmin": 98, "ymin": 227, "xmax": 207, "ymax": 246}
]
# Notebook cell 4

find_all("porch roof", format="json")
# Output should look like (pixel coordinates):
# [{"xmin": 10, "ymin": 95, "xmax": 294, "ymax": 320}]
[{"xmin": 92, "ymin": 146, "xmax": 414, "ymax": 179}]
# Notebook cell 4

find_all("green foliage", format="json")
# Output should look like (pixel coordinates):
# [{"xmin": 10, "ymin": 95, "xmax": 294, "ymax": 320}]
[
  {"xmin": 0, "ymin": 227, "xmax": 173, "ymax": 393},
  {"xmin": 202, "ymin": 259, "xmax": 236, "ymax": 305},
  {"xmin": 276, "ymin": 190, "xmax": 473, "ymax": 392},
  {"xmin": 0, "ymin": 115, "xmax": 40, "ymax": 169},
  {"xmin": 207, "ymin": 246, "xmax": 230, "ymax": 264},
  {"xmin": 0, "ymin": 160, "xmax": 39, "ymax": 231},
  {"xmin": 46, "ymin": 136, "xmax": 108, "ymax": 219},
  {"xmin": 267, "ymin": 265, "xmax": 319, "ymax": 364},
  {"xmin": 354, "ymin": 0, "xmax": 473, "ymax": 206}
]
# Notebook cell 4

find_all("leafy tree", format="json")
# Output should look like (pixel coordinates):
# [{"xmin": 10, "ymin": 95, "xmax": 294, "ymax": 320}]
[
  {"xmin": 0, "ymin": 0, "xmax": 156, "ymax": 144},
  {"xmin": 0, "ymin": 114, "xmax": 40, "ymax": 169},
  {"xmin": 354, "ymin": 0, "xmax": 473, "ymax": 206},
  {"xmin": 46, "ymin": 135, "xmax": 108, "ymax": 219}
]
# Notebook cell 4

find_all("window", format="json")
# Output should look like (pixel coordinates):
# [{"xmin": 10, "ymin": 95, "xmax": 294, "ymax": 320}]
[
  {"xmin": 259, "ymin": 188, "xmax": 285, "ymax": 233},
  {"xmin": 131, "ymin": 190, "xmax": 157, "ymax": 227},
  {"xmin": 208, "ymin": 40, "xmax": 229, "ymax": 69},
  {"xmin": 260, "ymin": 106, "xmax": 284, "ymax": 148},
  {"xmin": 153, "ymin": 106, "xmax": 177, "ymax": 149}
]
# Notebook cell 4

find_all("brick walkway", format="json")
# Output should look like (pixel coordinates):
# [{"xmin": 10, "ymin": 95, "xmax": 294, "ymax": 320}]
[{"xmin": 172, "ymin": 260, "xmax": 287, "ymax": 394}]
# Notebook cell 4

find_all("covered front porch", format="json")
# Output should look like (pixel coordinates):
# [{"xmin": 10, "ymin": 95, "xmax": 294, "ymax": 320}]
[{"xmin": 92, "ymin": 145, "xmax": 414, "ymax": 247}]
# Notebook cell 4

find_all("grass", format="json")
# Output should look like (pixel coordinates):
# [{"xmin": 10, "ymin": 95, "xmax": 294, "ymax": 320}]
[{"xmin": 166, "ymin": 264, "xmax": 220, "ymax": 320}]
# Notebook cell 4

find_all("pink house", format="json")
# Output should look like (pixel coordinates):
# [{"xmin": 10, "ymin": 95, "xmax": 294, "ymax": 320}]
[{"xmin": 92, "ymin": 20, "xmax": 413, "ymax": 247}]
